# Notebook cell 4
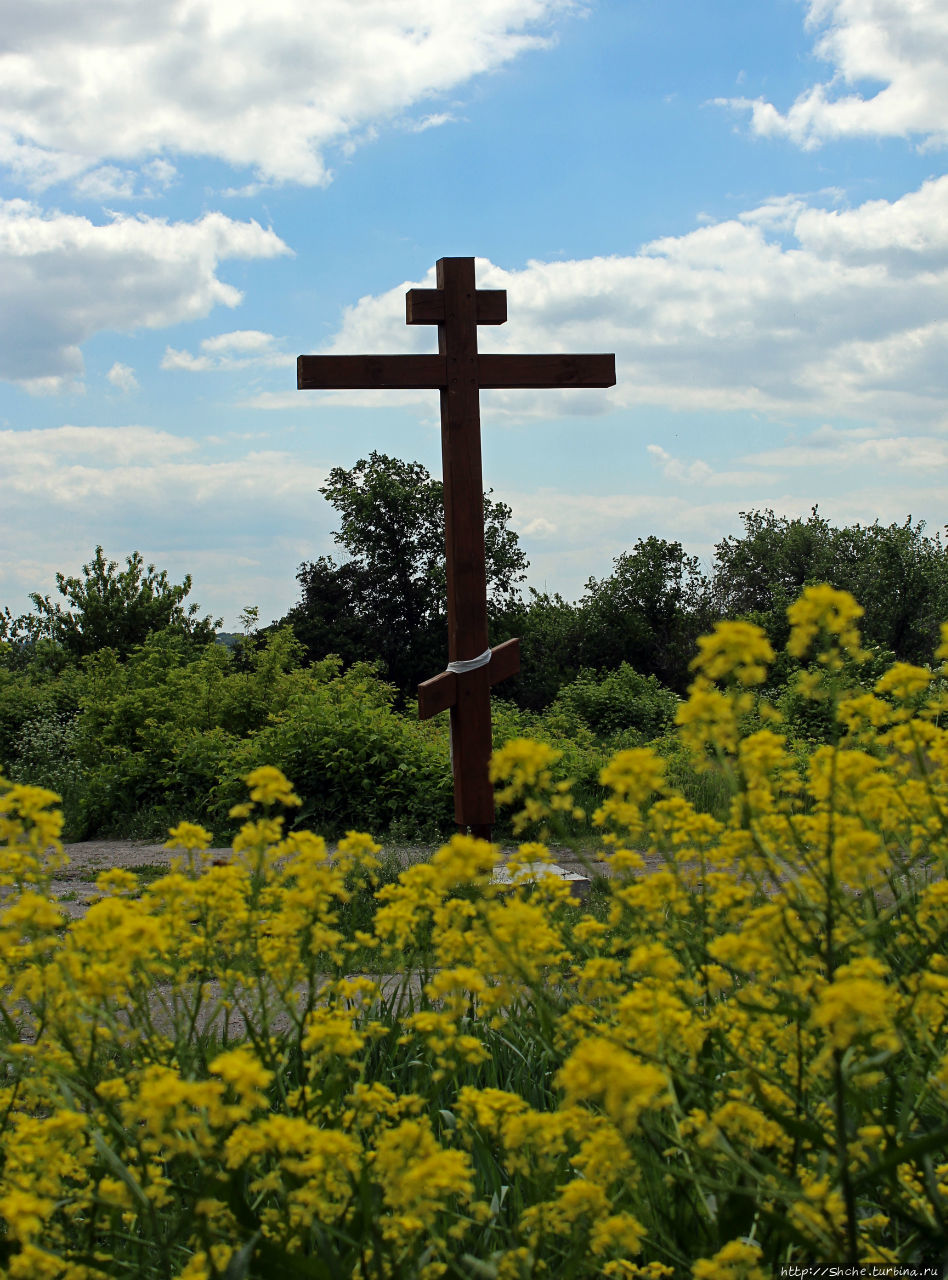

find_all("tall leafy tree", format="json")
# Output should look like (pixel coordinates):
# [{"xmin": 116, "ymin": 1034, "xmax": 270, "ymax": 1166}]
[
  {"xmin": 282, "ymin": 452, "xmax": 529, "ymax": 696},
  {"xmin": 497, "ymin": 589, "xmax": 587, "ymax": 711},
  {"xmin": 28, "ymin": 547, "xmax": 219, "ymax": 659},
  {"xmin": 712, "ymin": 509, "xmax": 948, "ymax": 665},
  {"xmin": 711, "ymin": 508, "xmax": 838, "ymax": 651},
  {"xmin": 579, "ymin": 537, "xmax": 714, "ymax": 692}
]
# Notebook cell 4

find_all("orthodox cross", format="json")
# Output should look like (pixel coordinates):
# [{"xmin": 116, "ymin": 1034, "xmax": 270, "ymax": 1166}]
[{"xmin": 298, "ymin": 257, "xmax": 615, "ymax": 838}]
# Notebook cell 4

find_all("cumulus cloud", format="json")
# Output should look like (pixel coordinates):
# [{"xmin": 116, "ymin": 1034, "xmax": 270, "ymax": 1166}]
[
  {"xmin": 2, "ymin": 430, "xmax": 317, "ymax": 507},
  {"xmin": 1, "ymin": 424, "xmax": 195, "ymax": 468},
  {"xmin": 72, "ymin": 158, "xmax": 179, "ymax": 202},
  {"xmin": 498, "ymin": 487, "xmax": 743, "ymax": 595},
  {"xmin": 0, "ymin": 0, "xmax": 571, "ymax": 191},
  {"xmin": 162, "ymin": 330, "xmax": 293, "ymax": 373},
  {"xmin": 106, "ymin": 362, "xmax": 138, "ymax": 392},
  {"xmin": 646, "ymin": 445, "xmax": 771, "ymax": 488},
  {"xmin": 720, "ymin": 0, "xmax": 948, "ymax": 148},
  {"xmin": 744, "ymin": 424, "xmax": 948, "ymax": 470},
  {"xmin": 0, "ymin": 424, "xmax": 333, "ymax": 626},
  {"xmin": 73, "ymin": 166, "xmax": 138, "ymax": 201},
  {"xmin": 281, "ymin": 176, "xmax": 948, "ymax": 426},
  {"xmin": 0, "ymin": 201, "xmax": 290, "ymax": 390},
  {"xmin": 522, "ymin": 516, "xmax": 557, "ymax": 537}
]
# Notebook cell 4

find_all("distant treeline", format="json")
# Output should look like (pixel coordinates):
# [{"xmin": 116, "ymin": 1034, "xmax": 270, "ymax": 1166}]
[
  {"xmin": 268, "ymin": 455, "xmax": 948, "ymax": 706},
  {"xmin": 3, "ymin": 452, "xmax": 948, "ymax": 842}
]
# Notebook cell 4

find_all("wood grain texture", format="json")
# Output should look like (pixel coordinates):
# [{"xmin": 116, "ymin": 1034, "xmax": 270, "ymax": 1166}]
[
  {"xmin": 416, "ymin": 637, "xmax": 520, "ymax": 720},
  {"xmin": 417, "ymin": 669, "xmax": 457, "ymax": 719},
  {"xmin": 406, "ymin": 288, "xmax": 507, "ymax": 326},
  {"xmin": 297, "ymin": 354, "xmax": 446, "ymax": 389},
  {"xmin": 478, "ymin": 353, "xmax": 616, "ymax": 388}
]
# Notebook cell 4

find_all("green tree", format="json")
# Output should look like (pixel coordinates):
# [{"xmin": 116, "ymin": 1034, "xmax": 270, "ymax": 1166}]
[
  {"xmin": 835, "ymin": 518, "xmax": 948, "ymax": 664},
  {"xmin": 579, "ymin": 537, "xmax": 714, "ymax": 692},
  {"xmin": 281, "ymin": 452, "xmax": 529, "ymax": 697},
  {"xmin": 711, "ymin": 508, "xmax": 838, "ymax": 652},
  {"xmin": 498, "ymin": 588, "xmax": 587, "ymax": 711},
  {"xmin": 28, "ymin": 547, "xmax": 220, "ymax": 659},
  {"xmin": 712, "ymin": 509, "xmax": 948, "ymax": 666},
  {"xmin": 281, "ymin": 556, "xmax": 375, "ymax": 673}
]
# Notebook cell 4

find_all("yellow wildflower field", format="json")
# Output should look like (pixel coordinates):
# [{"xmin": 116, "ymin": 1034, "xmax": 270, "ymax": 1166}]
[{"xmin": 0, "ymin": 588, "xmax": 946, "ymax": 1277}]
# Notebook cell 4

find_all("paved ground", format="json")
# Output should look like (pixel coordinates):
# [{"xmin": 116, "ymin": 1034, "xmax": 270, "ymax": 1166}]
[
  {"xmin": 6, "ymin": 838, "xmax": 615, "ymax": 1039},
  {"xmin": 46, "ymin": 838, "xmax": 617, "ymax": 920}
]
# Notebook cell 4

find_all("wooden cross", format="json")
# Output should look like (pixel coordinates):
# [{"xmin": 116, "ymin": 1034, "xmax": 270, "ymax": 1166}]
[{"xmin": 298, "ymin": 257, "xmax": 615, "ymax": 838}]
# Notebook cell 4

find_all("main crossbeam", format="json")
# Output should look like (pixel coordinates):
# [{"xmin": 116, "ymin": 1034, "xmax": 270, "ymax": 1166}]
[
  {"xmin": 298, "ymin": 257, "xmax": 615, "ymax": 837},
  {"xmin": 297, "ymin": 352, "xmax": 615, "ymax": 390}
]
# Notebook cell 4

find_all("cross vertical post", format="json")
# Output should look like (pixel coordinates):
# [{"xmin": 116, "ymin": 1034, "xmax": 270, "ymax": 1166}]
[
  {"xmin": 298, "ymin": 256, "xmax": 615, "ymax": 839},
  {"xmin": 436, "ymin": 257, "xmax": 491, "ymax": 836}
]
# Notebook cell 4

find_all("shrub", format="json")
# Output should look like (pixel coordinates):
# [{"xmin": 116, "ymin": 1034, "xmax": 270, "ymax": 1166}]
[
  {"xmin": 209, "ymin": 664, "xmax": 455, "ymax": 840},
  {"xmin": 550, "ymin": 662, "xmax": 679, "ymax": 740},
  {"xmin": 7, "ymin": 711, "xmax": 82, "ymax": 832}
]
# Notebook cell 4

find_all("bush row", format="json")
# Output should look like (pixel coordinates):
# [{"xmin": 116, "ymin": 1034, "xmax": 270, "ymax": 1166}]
[{"xmin": 1, "ymin": 631, "xmax": 686, "ymax": 843}]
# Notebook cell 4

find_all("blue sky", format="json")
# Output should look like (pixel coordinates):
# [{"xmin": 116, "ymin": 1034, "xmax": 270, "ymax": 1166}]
[{"xmin": 3, "ymin": 0, "xmax": 947, "ymax": 629}]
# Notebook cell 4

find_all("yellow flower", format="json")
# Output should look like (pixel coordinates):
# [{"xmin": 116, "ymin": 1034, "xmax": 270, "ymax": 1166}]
[
  {"xmin": 0, "ymin": 1187, "xmax": 52, "ymax": 1242},
  {"xmin": 301, "ymin": 1007, "xmax": 365, "ymax": 1059},
  {"xmin": 373, "ymin": 1118, "xmax": 473, "ymax": 1229},
  {"xmin": 557, "ymin": 1038, "xmax": 671, "ymax": 1133},
  {"xmin": 209, "ymin": 1046, "xmax": 274, "ymax": 1108},
  {"xmin": 691, "ymin": 619, "xmax": 774, "ymax": 686},
  {"xmin": 692, "ymin": 1239, "xmax": 767, "ymax": 1279},
  {"xmin": 244, "ymin": 765, "xmax": 302, "ymax": 807},
  {"xmin": 675, "ymin": 677, "xmax": 745, "ymax": 761},
  {"xmin": 874, "ymin": 661, "xmax": 932, "ymax": 702},
  {"xmin": 836, "ymin": 691, "xmax": 892, "ymax": 731},
  {"xmin": 786, "ymin": 584, "xmax": 865, "ymax": 665},
  {"xmin": 489, "ymin": 738, "xmax": 562, "ymax": 789},
  {"xmin": 590, "ymin": 1211, "xmax": 646, "ymax": 1256},
  {"xmin": 810, "ymin": 958, "xmax": 901, "ymax": 1057},
  {"xmin": 95, "ymin": 867, "xmax": 139, "ymax": 895},
  {"xmin": 166, "ymin": 821, "xmax": 213, "ymax": 851},
  {"xmin": 935, "ymin": 619, "xmax": 948, "ymax": 664},
  {"xmin": 599, "ymin": 747, "xmax": 666, "ymax": 807}
]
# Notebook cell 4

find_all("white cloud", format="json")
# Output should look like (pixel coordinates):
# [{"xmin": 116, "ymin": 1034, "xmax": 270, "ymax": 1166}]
[
  {"xmin": 203, "ymin": 331, "xmax": 276, "ymax": 355},
  {"xmin": 501, "ymin": 466, "xmax": 948, "ymax": 602},
  {"xmin": 72, "ymin": 158, "xmax": 179, "ymax": 202},
  {"xmin": 646, "ymin": 444, "xmax": 771, "ymax": 488},
  {"xmin": 0, "ymin": 424, "xmax": 334, "ymax": 627},
  {"xmin": 409, "ymin": 112, "xmax": 459, "ymax": 133},
  {"xmin": 73, "ymin": 166, "xmax": 138, "ymax": 201},
  {"xmin": 283, "ymin": 177, "xmax": 948, "ymax": 426},
  {"xmin": 500, "ymin": 487, "xmax": 741, "ymax": 595},
  {"xmin": 744, "ymin": 424, "xmax": 948, "ymax": 470},
  {"xmin": 720, "ymin": 0, "xmax": 948, "ymax": 148},
  {"xmin": 0, "ymin": 427, "xmax": 326, "ymax": 520},
  {"xmin": 0, "ymin": 201, "xmax": 291, "ymax": 390},
  {"xmin": 142, "ymin": 158, "xmax": 177, "ymax": 187},
  {"xmin": 106, "ymin": 361, "xmax": 139, "ymax": 392},
  {"xmin": 0, "ymin": 0, "xmax": 572, "ymax": 191},
  {"xmin": 162, "ymin": 329, "xmax": 293, "ymax": 373},
  {"xmin": 523, "ymin": 516, "xmax": 556, "ymax": 537},
  {"xmin": 0, "ymin": 424, "xmax": 195, "ymax": 467}
]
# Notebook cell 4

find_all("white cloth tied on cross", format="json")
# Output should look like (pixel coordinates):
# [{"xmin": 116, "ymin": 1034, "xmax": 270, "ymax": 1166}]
[
  {"xmin": 446, "ymin": 648, "xmax": 492, "ymax": 768},
  {"xmin": 447, "ymin": 647, "xmax": 491, "ymax": 674}
]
